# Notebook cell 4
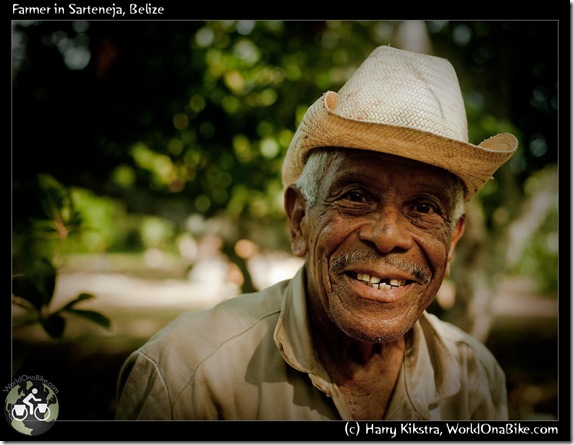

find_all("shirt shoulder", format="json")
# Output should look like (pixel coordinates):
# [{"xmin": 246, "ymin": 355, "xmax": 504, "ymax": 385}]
[
  {"xmin": 419, "ymin": 311, "xmax": 507, "ymax": 406},
  {"xmin": 405, "ymin": 312, "xmax": 508, "ymax": 419},
  {"xmin": 116, "ymin": 279, "xmax": 290, "ymax": 419},
  {"xmin": 141, "ymin": 279, "xmax": 288, "ymax": 364},
  {"xmin": 420, "ymin": 311, "xmax": 501, "ymax": 370}
]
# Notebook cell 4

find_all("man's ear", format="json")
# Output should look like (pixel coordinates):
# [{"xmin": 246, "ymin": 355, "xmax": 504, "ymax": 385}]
[
  {"xmin": 445, "ymin": 214, "xmax": 466, "ymax": 278},
  {"xmin": 284, "ymin": 185, "xmax": 308, "ymax": 258}
]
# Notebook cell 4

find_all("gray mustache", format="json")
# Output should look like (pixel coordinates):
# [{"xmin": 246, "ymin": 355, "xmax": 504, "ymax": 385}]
[{"xmin": 329, "ymin": 250, "xmax": 431, "ymax": 284}]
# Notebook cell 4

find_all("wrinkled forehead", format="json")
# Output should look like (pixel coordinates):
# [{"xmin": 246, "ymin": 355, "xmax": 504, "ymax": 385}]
[{"xmin": 321, "ymin": 147, "xmax": 461, "ymax": 185}]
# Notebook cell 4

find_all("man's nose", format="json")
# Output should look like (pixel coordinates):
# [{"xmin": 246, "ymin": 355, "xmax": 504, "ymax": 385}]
[{"xmin": 358, "ymin": 206, "xmax": 413, "ymax": 254}]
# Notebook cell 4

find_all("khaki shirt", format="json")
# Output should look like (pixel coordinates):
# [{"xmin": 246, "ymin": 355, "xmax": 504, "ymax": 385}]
[{"xmin": 115, "ymin": 267, "xmax": 508, "ymax": 420}]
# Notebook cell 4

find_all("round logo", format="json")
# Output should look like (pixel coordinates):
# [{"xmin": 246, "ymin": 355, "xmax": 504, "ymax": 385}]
[{"xmin": 4, "ymin": 377, "xmax": 59, "ymax": 436}]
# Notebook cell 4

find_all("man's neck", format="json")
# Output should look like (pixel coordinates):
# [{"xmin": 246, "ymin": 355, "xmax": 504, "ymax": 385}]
[{"xmin": 307, "ymin": 296, "xmax": 405, "ymax": 419}]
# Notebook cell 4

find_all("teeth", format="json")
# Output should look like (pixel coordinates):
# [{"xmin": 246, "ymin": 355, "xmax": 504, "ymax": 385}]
[{"xmin": 355, "ymin": 273, "xmax": 406, "ymax": 288}]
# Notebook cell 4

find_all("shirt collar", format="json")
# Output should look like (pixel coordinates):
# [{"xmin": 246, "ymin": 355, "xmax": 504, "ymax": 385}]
[{"xmin": 274, "ymin": 266, "xmax": 322, "ymax": 374}]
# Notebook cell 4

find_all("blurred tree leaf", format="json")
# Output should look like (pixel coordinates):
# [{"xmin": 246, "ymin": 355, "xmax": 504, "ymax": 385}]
[
  {"xmin": 62, "ymin": 307, "xmax": 112, "ymax": 330},
  {"xmin": 61, "ymin": 292, "xmax": 96, "ymax": 310},
  {"xmin": 12, "ymin": 256, "xmax": 111, "ymax": 338},
  {"xmin": 40, "ymin": 313, "xmax": 66, "ymax": 339},
  {"xmin": 12, "ymin": 274, "xmax": 45, "ymax": 313},
  {"xmin": 60, "ymin": 291, "xmax": 113, "ymax": 330},
  {"xmin": 12, "ymin": 258, "xmax": 56, "ymax": 309}
]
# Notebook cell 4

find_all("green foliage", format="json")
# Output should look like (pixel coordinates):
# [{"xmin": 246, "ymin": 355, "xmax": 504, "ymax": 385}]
[
  {"xmin": 12, "ymin": 174, "xmax": 111, "ymax": 339},
  {"xmin": 12, "ymin": 258, "xmax": 111, "ymax": 338},
  {"xmin": 13, "ymin": 174, "xmax": 83, "ymax": 273},
  {"xmin": 12, "ymin": 20, "xmax": 558, "ymax": 295},
  {"xmin": 512, "ymin": 167, "xmax": 559, "ymax": 295},
  {"xmin": 518, "ymin": 233, "xmax": 558, "ymax": 296}
]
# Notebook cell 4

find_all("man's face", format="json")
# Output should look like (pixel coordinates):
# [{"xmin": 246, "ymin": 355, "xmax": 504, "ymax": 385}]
[{"xmin": 286, "ymin": 149, "xmax": 466, "ymax": 343}]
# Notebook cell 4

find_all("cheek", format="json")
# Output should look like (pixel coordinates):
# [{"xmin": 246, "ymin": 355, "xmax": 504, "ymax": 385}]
[
  {"xmin": 307, "ymin": 215, "xmax": 355, "ymax": 294},
  {"xmin": 308, "ymin": 211, "xmax": 345, "ymax": 254},
  {"xmin": 418, "ymin": 225, "xmax": 455, "ymax": 272}
]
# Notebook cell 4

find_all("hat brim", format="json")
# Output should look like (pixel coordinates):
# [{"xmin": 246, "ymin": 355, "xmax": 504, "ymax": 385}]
[{"xmin": 282, "ymin": 92, "xmax": 518, "ymax": 201}]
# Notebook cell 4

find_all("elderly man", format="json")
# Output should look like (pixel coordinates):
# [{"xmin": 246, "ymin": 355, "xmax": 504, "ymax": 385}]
[{"xmin": 115, "ymin": 45, "xmax": 517, "ymax": 420}]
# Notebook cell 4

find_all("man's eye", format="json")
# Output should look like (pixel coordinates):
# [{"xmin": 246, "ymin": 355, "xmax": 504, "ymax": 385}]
[
  {"xmin": 343, "ymin": 191, "xmax": 367, "ymax": 203},
  {"xmin": 412, "ymin": 203, "xmax": 436, "ymax": 214}
]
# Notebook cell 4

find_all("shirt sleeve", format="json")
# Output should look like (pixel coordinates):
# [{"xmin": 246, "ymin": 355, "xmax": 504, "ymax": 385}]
[{"xmin": 115, "ymin": 351, "xmax": 172, "ymax": 420}]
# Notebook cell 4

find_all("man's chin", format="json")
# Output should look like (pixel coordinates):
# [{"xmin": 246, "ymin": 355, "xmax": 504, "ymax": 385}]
[{"xmin": 331, "ymin": 312, "xmax": 411, "ymax": 344}]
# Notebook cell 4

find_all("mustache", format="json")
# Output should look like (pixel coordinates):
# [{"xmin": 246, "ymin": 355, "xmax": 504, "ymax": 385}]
[{"xmin": 329, "ymin": 250, "xmax": 431, "ymax": 284}]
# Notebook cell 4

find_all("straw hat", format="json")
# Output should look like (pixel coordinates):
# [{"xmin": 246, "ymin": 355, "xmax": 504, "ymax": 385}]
[{"xmin": 281, "ymin": 45, "xmax": 518, "ymax": 201}]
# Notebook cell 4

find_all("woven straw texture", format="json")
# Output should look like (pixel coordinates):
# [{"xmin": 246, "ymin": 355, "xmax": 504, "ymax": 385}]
[{"xmin": 282, "ymin": 45, "xmax": 518, "ymax": 201}]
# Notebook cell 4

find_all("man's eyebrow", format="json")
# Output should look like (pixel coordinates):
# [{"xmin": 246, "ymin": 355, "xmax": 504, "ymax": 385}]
[
  {"xmin": 327, "ymin": 173, "xmax": 371, "ymax": 189},
  {"xmin": 409, "ymin": 180, "xmax": 453, "ymax": 195}
]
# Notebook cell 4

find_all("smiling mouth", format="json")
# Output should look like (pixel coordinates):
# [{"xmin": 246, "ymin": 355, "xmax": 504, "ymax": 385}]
[{"xmin": 348, "ymin": 272, "xmax": 411, "ymax": 290}]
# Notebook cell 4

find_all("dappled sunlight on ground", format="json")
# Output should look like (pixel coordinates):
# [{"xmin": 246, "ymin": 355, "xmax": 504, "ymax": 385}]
[
  {"xmin": 53, "ymin": 270, "xmax": 239, "ymax": 311},
  {"xmin": 492, "ymin": 276, "xmax": 557, "ymax": 318}
]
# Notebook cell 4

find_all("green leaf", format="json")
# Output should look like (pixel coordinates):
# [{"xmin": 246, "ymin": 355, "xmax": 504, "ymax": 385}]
[
  {"xmin": 61, "ymin": 293, "xmax": 96, "ymax": 310},
  {"xmin": 41, "ymin": 313, "xmax": 66, "ymax": 338},
  {"xmin": 28, "ymin": 258, "xmax": 57, "ymax": 307},
  {"xmin": 12, "ymin": 275, "xmax": 44, "ymax": 312},
  {"xmin": 37, "ymin": 173, "xmax": 83, "ymax": 234},
  {"xmin": 64, "ymin": 308, "xmax": 111, "ymax": 330}
]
